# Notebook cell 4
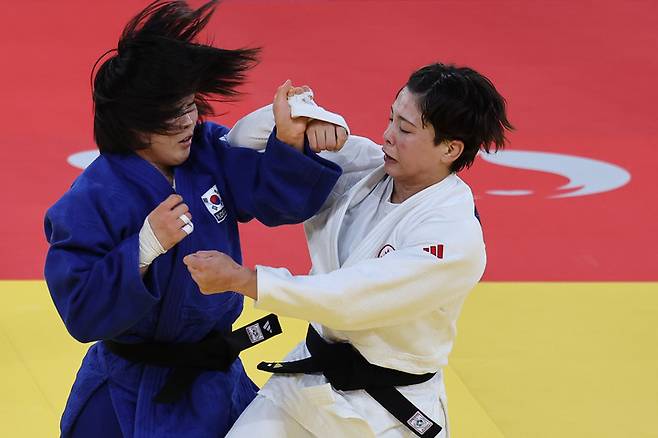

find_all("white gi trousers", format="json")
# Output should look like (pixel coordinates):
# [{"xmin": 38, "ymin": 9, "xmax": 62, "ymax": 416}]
[
  {"xmin": 226, "ymin": 395, "xmax": 314, "ymax": 437},
  {"xmin": 226, "ymin": 392, "xmax": 449, "ymax": 438}
]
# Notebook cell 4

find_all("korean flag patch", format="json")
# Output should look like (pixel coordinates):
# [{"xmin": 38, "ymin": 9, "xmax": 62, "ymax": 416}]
[{"xmin": 201, "ymin": 185, "xmax": 227, "ymax": 223}]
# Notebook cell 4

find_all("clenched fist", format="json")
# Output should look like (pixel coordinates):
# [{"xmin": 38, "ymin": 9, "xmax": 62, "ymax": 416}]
[
  {"xmin": 283, "ymin": 84, "xmax": 348, "ymax": 153},
  {"xmin": 305, "ymin": 119, "xmax": 348, "ymax": 153},
  {"xmin": 183, "ymin": 250, "xmax": 258, "ymax": 299},
  {"xmin": 147, "ymin": 194, "xmax": 193, "ymax": 250}
]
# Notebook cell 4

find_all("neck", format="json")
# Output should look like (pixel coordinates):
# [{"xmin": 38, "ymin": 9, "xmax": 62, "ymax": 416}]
[
  {"xmin": 391, "ymin": 170, "xmax": 452, "ymax": 203},
  {"xmin": 149, "ymin": 161, "xmax": 174, "ymax": 185},
  {"xmin": 135, "ymin": 151, "xmax": 174, "ymax": 185}
]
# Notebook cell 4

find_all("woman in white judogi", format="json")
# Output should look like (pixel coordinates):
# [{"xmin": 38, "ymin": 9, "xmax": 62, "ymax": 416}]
[{"xmin": 185, "ymin": 62, "xmax": 513, "ymax": 437}]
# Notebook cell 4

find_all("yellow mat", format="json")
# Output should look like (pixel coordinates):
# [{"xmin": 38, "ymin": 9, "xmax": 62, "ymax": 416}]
[{"xmin": 1, "ymin": 281, "xmax": 656, "ymax": 437}]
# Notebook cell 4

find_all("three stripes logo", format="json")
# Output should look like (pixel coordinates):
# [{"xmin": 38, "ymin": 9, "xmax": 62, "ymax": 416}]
[
  {"xmin": 263, "ymin": 321, "xmax": 272, "ymax": 333},
  {"xmin": 423, "ymin": 244, "xmax": 444, "ymax": 259}
]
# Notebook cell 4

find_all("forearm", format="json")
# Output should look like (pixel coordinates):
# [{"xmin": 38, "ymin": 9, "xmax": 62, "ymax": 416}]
[
  {"xmin": 226, "ymin": 132, "xmax": 341, "ymax": 225},
  {"xmin": 275, "ymin": 128, "xmax": 304, "ymax": 152},
  {"xmin": 254, "ymin": 251, "xmax": 479, "ymax": 331},
  {"xmin": 234, "ymin": 266, "xmax": 258, "ymax": 300}
]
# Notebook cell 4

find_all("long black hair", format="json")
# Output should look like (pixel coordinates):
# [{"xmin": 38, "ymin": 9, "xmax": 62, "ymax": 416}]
[
  {"xmin": 92, "ymin": 0, "xmax": 259, "ymax": 154},
  {"xmin": 406, "ymin": 63, "xmax": 514, "ymax": 173}
]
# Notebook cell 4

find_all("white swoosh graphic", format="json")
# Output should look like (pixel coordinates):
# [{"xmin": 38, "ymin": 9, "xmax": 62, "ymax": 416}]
[
  {"xmin": 478, "ymin": 150, "xmax": 631, "ymax": 198},
  {"xmin": 67, "ymin": 150, "xmax": 99, "ymax": 170}
]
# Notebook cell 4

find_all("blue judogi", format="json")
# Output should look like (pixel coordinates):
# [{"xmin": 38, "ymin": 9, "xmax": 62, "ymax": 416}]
[{"xmin": 44, "ymin": 122, "xmax": 341, "ymax": 437}]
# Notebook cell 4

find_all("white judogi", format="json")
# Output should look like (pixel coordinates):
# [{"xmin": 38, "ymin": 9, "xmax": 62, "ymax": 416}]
[{"xmin": 226, "ymin": 106, "xmax": 486, "ymax": 437}]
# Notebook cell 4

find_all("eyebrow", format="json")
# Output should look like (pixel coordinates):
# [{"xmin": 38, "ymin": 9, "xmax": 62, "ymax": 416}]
[{"xmin": 390, "ymin": 106, "xmax": 417, "ymax": 128}]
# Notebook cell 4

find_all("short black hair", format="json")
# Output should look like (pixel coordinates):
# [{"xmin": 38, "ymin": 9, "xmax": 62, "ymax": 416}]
[
  {"xmin": 92, "ymin": 0, "xmax": 259, "ymax": 154},
  {"xmin": 405, "ymin": 63, "xmax": 514, "ymax": 172}
]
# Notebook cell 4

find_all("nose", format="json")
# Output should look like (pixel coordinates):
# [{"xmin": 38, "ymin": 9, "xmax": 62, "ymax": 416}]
[{"xmin": 383, "ymin": 123, "xmax": 394, "ymax": 145}]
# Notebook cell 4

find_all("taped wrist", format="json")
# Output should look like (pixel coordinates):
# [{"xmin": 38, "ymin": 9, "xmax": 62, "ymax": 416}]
[{"xmin": 139, "ymin": 217, "xmax": 166, "ymax": 268}]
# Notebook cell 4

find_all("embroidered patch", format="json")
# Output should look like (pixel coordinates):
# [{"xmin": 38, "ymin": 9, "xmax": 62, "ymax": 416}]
[
  {"xmin": 201, "ymin": 185, "xmax": 227, "ymax": 223},
  {"xmin": 407, "ymin": 411, "xmax": 433, "ymax": 435},
  {"xmin": 378, "ymin": 244, "xmax": 395, "ymax": 258},
  {"xmin": 246, "ymin": 323, "xmax": 264, "ymax": 343},
  {"xmin": 423, "ymin": 244, "xmax": 444, "ymax": 259}
]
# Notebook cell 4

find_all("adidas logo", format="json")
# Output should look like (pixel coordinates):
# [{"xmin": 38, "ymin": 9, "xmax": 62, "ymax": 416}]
[
  {"xmin": 263, "ymin": 321, "xmax": 272, "ymax": 333},
  {"xmin": 422, "ymin": 244, "xmax": 444, "ymax": 259}
]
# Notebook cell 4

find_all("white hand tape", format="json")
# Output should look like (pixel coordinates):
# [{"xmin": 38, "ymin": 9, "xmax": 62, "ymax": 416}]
[
  {"xmin": 180, "ymin": 214, "xmax": 194, "ymax": 235},
  {"xmin": 182, "ymin": 223, "xmax": 194, "ymax": 235},
  {"xmin": 287, "ymin": 91, "xmax": 350, "ymax": 135},
  {"xmin": 139, "ymin": 217, "xmax": 167, "ymax": 268}
]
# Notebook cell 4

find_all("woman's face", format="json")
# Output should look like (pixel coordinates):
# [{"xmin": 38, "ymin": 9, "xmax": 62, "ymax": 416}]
[
  {"xmin": 382, "ymin": 87, "xmax": 446, "ymax": 188},
  {"xmin": 137, "ymin": 96, "xmax": 199, "ymax": 174}
]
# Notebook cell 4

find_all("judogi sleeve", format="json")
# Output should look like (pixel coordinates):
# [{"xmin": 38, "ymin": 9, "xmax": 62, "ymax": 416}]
[
  {"xmin": 206, "ymin": 123, "xmax": 342, "ymax": 225},
  {"xmin": 44, "ymin": 190, "xmax": 160, "ymax": 343},
  {"xmin": 317, "ymin": 135, "xmax": 383, "ymax": 206},
  {"xmin": 227, "ymin": 105, "xmax": 383, "ymax": 206},
  {"xmin": 254, "ymin": 220, "xmax": 486, "ymax": 331}
]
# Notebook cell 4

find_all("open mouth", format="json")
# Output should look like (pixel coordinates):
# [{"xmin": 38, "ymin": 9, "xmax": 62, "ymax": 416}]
[{"xmin": 383, "ymin": 151, "xmax": 397, "ymax": 162}]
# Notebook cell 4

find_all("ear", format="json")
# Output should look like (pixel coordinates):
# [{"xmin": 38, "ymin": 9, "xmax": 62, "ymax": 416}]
[
  {"xmin": 440, "ymin": 140, "xmax": 464, "ymax": 165},
  {"xmin": 136, "ymin": 130, "xmax": 153, "ymax": 147}
]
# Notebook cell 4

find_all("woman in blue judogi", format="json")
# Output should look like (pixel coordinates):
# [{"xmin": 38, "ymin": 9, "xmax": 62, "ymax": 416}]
[{"xmin": 43, "ymin": 1, "xmax": 342, "ymax": 437}]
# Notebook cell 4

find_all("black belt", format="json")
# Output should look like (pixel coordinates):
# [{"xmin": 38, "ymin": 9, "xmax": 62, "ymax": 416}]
[
  {"xmin": 104, "ymin": 313, "xmax": 282, "ymax": 403},
  {"xmin": 258, "ymin": 325, "xmax": 443, "ymax": 437}
]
